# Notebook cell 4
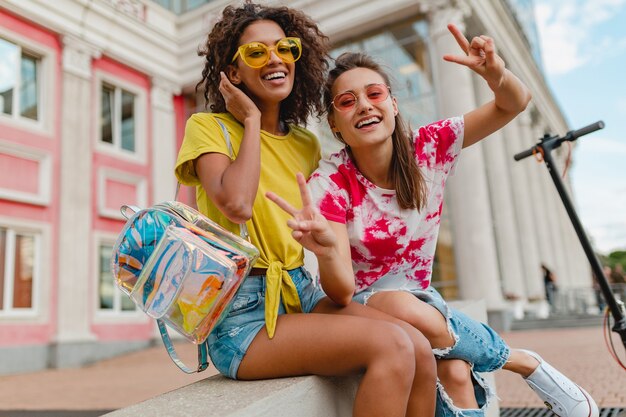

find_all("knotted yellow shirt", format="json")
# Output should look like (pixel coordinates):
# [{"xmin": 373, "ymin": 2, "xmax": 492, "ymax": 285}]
[{"xmin": 175, "ymin": 112, "xmax": 320, "ymax": 338}]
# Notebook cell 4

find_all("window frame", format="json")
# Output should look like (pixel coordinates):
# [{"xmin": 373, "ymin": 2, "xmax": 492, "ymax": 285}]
[
  {"xmin": 93, "ymin": 233, "xmax": 145, "ymax": 322},
  {"xmin": 0, "ymin": 27, "xmax": 54, "ymax": 135},
  {"xmin": 0, "ymin": 219, "xmax": 47, "ymax": 318},
  {"xmin": 94, "ymin": 71, "xmax": 147, "ymax": 163}
]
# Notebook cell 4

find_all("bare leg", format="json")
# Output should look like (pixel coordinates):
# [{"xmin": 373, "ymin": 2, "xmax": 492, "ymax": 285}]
[
  {"xmin": 502, "ymin": 349, "xmax": 540, "ymax": 376},
  {"xmin": 437, "ymin": 359, "xmax": 479, "ymax": 409},
  {"xmin": 238, "ymin": 312, "xmax": 416, "ymax": 417},
  {"xmin": 313, "ymin": 299, "xmax": 437, "ymax": 417},
  {"xmin": 366, "ymin": 291, "xmax": 455, "ymax": 349}
]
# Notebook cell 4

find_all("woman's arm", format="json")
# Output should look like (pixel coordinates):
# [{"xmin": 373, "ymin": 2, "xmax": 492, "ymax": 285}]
[
  {"xmin": 266, "ymin": 173, "xmax": 356, "ymax": 306},
  {"xmin": 194, "ymin": 73, "xmax": 262, "ymax": 224},
  {"xmin": 442, "ymin": 24, "xmax": 532, "ymax": 148}
]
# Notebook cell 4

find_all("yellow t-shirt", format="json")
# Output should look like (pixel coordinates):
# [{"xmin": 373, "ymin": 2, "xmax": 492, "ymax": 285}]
[{"xmin": 175, "ymin": 112, "xmax": 321, "ymax": 337}]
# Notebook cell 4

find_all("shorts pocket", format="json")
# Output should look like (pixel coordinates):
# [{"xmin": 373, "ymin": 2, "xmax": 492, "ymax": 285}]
[{"xmin": 227, "ymin": 291, "xmax": 262, "ymax": 317}]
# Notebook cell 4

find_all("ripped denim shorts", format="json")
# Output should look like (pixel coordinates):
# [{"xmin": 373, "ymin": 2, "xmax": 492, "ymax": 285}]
[
  {"xmin": 207, "ymin": 267, "xmax": 326, "ymax": 379},
  {"xmin": 353, "ymin": 273, "xmax": 510, "ymax": 416}
]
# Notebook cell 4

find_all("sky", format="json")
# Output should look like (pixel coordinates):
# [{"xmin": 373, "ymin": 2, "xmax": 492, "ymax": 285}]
[{"xmin": 533, "ymin": 0, "xmax": 626, "ymax": 254}]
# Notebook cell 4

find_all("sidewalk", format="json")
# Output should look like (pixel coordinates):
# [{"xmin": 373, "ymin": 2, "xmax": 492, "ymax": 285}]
[{"xmin": 0, "ymin": 326, "xmax": 624, "ymax": 413}]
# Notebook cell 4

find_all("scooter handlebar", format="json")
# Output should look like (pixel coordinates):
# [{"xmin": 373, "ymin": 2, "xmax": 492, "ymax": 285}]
[
  {"xmin": 513, "ymin": 121, "xmax": 605, "ymax": 161},
  {"xmin": 513, "ymin": 147, "xmax": 535, "ymax": 161},
  {"xmin": 565, "ymin": 120, "xmax": 605, "ymax": 141}
]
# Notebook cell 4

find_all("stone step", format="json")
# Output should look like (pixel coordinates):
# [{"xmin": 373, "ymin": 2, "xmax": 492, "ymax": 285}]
[{"xmin": 511, "ymin": 314, "xmax": 604, "ymax": 331}]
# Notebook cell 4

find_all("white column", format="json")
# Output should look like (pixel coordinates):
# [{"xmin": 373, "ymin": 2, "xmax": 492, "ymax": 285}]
[
  {"xmin": 475, "ymin": 79, "xmax": 526, "ymax": 302},
  {"xmin": 550, "ymin": 146, "xmax": 590, "ymax": 288},
  {"xmin": 151, "ymin": 78, "xmax": 180, "ymax": 203},
  {"xmin": 501, "ymin": 119, "xmax": 544, "ymax": 299},
  {"xmin": 531, "ymin": 122, "xmax": 569, "ymax": 284},
  {"xmin": 429, "ymin": 7, "xmax": 505, "ymax": 309},
  {"xmin": 56, "ymin": 36, "xmax": 101, "ymax": 343},
  {"xmin": 517, "ymin": 112, "xmax": 557, "ymax": 273}
]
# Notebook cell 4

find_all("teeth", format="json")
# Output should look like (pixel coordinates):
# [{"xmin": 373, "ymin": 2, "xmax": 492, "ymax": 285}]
[
  {"xmin": 356, "ymin": 117, "xmax": 380, "ymax": 128},
  {"xmin": 263, "ymin": 72, "xmax": 286, "ymax": 80}
]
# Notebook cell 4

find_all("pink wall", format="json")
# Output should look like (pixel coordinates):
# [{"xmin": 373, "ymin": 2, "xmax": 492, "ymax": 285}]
[
  {"xmin": 90, "ymin": 56, "xmax": 154, "ymax": 340},
  {"xmin": 0, "ymin": 8, "xmax": 62, "ymax": 346},
  {"xmin": 0, "ymin": 9, "xmax": 156, "ymax": 345},
  {"xmin": 173, "ymin": 95, "xmax": 196, "ymax": 207}
]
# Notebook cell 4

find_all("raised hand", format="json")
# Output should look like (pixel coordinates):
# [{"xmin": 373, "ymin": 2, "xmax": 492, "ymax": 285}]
[
  {"xmin": 266, "ymin": 173, "xmax": 337, "ymax": 257},
  {"xmin": 442, "ymin": 23, "xmax": 506, "ymax": 91},
  {"xmin": 219, "ymin": 72, "xmax": 261, "ymax": 124}
]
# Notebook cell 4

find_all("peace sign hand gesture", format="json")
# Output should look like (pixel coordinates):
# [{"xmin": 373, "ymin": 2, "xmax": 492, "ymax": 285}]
[
  {"xmin": 442, "ymin": 23, "xmax": 506, "ymax": 91},
  {"xmin": 266, "ymin": 173, "xmax": 337, "ymax": 257}
]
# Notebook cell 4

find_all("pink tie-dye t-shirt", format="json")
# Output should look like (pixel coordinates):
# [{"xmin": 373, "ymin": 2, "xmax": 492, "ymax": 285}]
[{"xmin": 308, "ymin": 117, "xmax": 464, "ymax": 293}]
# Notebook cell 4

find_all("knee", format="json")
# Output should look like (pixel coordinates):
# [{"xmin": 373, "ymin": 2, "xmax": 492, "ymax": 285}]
[
  {"xmin": 401, "ymin": 323, "xmax": 437, "ymax": 376},
  {"xmin": 374, "ymin": 324, "xmax": 416, "ymax": 384},
  {"xmin": 437, "ymin": 359, "xmax": 473, "ymax": 389}
]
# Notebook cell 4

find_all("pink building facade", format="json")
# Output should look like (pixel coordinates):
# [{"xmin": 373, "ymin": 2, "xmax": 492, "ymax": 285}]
[{"xmin": 0, "ymin": 2, "xmax": 199, "ymax": 374}]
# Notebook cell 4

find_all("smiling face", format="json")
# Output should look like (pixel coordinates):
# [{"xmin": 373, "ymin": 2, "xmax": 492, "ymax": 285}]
[
  {"xmin": 328, "ymin": 67, "xmax": 398, "ymax": 150},
  {"xmin": 227, "ymin": 20, "xmax": 296, "ymax": 109}
]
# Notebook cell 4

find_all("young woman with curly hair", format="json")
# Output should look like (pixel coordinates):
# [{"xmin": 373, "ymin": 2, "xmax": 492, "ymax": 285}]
[{"xmin": 175, "ymin": 3, "xmax": 440, "ymax": 416}]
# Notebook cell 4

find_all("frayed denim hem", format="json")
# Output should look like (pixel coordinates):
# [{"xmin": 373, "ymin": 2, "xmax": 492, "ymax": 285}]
[
  {"xmin": 432, "ymin": 301, "xmax": 460, "ymax": 357},
  {"xmin": 436, "ymin": 367, "xmax": 494, "ymax": 417}
]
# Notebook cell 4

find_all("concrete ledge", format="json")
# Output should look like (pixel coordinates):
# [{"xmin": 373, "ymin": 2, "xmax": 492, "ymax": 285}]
[
  {"xmin": 105, "ymin": 299, "xmax": 499, "ymax": 417},
  {"xmin": 105, "ymin": 374, "xmax": 358, "ymax": 417}
]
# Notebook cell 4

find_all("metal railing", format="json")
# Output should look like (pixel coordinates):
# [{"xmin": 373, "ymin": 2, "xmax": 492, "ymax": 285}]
[{"xmin": 550, "ymin": 284, "xmax": 626, "ymax": 316}]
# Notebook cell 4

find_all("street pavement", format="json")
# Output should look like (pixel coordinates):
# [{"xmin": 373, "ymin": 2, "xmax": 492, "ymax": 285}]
[{"xmin": 0, "ymin": 325, "xmax": 624, "ymax": 414}]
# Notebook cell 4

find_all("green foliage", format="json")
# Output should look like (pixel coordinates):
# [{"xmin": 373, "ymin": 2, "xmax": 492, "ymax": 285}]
[{"xmin": 606, "ymin": 250, "xmax": 626, "ymax": 268}]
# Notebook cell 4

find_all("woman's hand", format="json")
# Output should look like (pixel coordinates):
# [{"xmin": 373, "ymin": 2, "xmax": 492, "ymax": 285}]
[
  {"xmin": 447, "ymin": 22, "xmax": 531, "ymax": 147},
  {"xmin": 266, "ymin": 173, "xmax": 337, "ymax": 257},
  {"xmin": 219, "ymin": 72, "xmax": 261, "ymax": 124},
  {"xmin": 442, "ymin": 23, "xmax": 506, "ymax": 91}
]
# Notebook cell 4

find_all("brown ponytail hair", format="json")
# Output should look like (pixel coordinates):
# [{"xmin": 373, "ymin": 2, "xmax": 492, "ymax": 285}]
[{"xmin": 324, "ymin": 52, "xmax": 427, "ymax": 210}]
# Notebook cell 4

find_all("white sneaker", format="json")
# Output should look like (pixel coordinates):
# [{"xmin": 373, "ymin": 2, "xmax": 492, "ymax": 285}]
[{"xmin": 521, "ymin": 350, "xmax": 599, "ymax": 417}]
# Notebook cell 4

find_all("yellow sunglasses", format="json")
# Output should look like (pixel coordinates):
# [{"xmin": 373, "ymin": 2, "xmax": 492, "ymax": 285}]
[{"xmin": 231, "ymin": 37, "xmax": 302, "ymax": 68}]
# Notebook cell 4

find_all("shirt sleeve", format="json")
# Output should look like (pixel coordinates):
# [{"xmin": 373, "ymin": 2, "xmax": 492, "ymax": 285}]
[
  {"xmin": 307, "ymin": 157, "xmax": 350, "ymax": 224},
  {"xmin": 174, "ymin": 113, "xmax": 231, "ymax": 186},
  {"xmin": 413, "ymin": 116, "xmax": 464, "ymax": 175}
]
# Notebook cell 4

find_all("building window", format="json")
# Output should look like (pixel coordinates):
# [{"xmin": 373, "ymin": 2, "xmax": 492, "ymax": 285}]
[
  {"xmin": 0, "ymin": 37, "xmax": 40, "ymax": 122},
  {"xmin": 0, "ymin": 227, "xmax": 37, "ymax": 313},
  {"xmin": 332, "ymin": 18, "xmax": 437, "ymax": 130},
  {"xmin": 100, "ymin": 83, "xmax": 136, "ymax": 153},
  {"xmin": 98, "ymin": 244, "xmax": 136, "ymax": 312}
]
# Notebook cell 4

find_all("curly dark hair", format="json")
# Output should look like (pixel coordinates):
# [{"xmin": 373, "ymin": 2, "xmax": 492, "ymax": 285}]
[
  {"xmin": 324, "ymin": 52, "xmax": 427, "ymax": 211},
  {"xmin": 196, "ymin": 1, "xmax": 330, "ymax": 126}
]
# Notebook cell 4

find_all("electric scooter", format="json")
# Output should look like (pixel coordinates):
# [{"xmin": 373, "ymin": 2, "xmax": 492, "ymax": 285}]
[{"xmin": 514, "ymin": 121, "xmax": 626, "ymax": 351}]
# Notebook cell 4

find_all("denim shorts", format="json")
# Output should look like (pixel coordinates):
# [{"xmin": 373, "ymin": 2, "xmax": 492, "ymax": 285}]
[
  {"xmin": 353, "ymin": 273, "xmax": 510, "ymax": 416},
  {"xmin": 207, "ymin": 267, "xmax": 326, "ymax": 379}
]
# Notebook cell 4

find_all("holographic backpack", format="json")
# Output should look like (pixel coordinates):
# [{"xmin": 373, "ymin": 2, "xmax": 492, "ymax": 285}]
[{"xmin": 110, "ymin": 201, "xmax": 259, "ymax": 373}]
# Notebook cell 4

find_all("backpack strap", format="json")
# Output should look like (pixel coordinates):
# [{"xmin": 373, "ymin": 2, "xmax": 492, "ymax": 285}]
[
  {"xmin": 216, "ymin": 118, "xmax": 250, "ymax": 241},
  {"xmin": 173, "ymin": 119, "xmax": 249, "ymax": 241},
  {"xmin": 158, "ymin": 319, "xmax": 210, "ymax": 374},
  {"xmin": 159, "ymin": 117, "xmax": 250, "ymax": 373}
]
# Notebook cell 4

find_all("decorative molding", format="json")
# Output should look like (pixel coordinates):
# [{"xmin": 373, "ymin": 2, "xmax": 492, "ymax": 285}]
[
  {"xmin": 0, "ymin": 139, "xmax": 51, "ymax": 206},
  {"xmin": 428, "ymin": 0, "xmax": 471, "ymax": 37},
  {"xmin": 151, "ymin": 78, "xmax": 180, "ymax": 112},
  {"xmin": 101, "ymin": 0, "xmax": 146, "ymax": 22},
  {"xmin": 62, "ymin": 35, "xmax": 102, "ymax": 80},
  {"xmin": 97, "ymin": 168, "xmax": 147, "ymax": 220}
]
